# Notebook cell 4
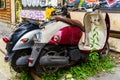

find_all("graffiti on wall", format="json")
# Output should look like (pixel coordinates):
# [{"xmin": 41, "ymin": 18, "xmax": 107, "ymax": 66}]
[
  {"xmin": 66, "ymin": 0, "xmax": 120, "ymax": 8},
  {"xmin": 100, "ymin": 0, "xmax": 120, "ymax": 7},
  {"xmin": 20, "ymin": 0, "xmax": 58, "ymax": 20},
  {"xmin": 20, "ymin": 10, "xmax": 45, "ymax": 20}
]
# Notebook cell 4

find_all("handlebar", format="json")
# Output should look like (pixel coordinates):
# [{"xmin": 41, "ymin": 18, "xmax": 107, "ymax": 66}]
[
  {"xmin": 76, "ymin": 1, "xmax": 108, "ymax": 12},
  {"xmin": 93, "ymin": 1, "xmax": 107, "ymax": 11}
]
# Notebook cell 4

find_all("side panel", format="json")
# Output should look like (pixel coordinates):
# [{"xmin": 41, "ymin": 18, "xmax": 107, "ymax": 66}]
[
  {"xmin": 28, "ymin": 43, "xmax": 46, "ymax": 67},
  {"xmin": 40, "ymin": 21, "xmax": 70, "ymax": 43},
  {"xmin": 49, "ymin": 26, "xmax": 82, "ymax": 45},
  {"xmin": 13, "ymin": 29, "xmax": 41, "ymax": 51}
]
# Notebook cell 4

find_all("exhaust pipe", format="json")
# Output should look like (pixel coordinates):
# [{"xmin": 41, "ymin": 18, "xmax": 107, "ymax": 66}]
[{"xmin": 40, "ymin": 56, "xmax": 69, "ymax": 66}]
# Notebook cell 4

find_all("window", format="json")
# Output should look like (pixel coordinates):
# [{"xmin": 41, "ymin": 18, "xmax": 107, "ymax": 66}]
[{"xmin": 0, "ymin": 0, "xmax": 5, "ymax": 8}]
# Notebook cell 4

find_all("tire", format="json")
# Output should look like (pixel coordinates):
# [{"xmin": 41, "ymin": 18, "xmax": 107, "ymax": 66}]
[
  {"xmin": 11, "ymin": 48, "xmax": 32, "ymax": 73},
  {"xmin": 99, "ymin": 43, "xmax": 110, "ymax": 59}
]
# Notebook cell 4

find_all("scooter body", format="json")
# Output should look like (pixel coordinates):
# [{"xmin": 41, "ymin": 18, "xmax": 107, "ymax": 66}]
[
  {"xmin": 41, "ymin": 21, "xmax": 82, "ymax": 45},
  {"xmin": 3, "ymin": 2, "xmax": 110, "ymax": 74},
  {"xmin": 28, "ymin": 11, "xmax": 110, "ymax": 68},
  {"xmin": 28, "ymin": 21, "xmax": 83, "ymax": 67}
]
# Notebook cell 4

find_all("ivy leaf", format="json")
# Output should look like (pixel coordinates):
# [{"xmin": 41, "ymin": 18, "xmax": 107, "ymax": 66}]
[
  {"xmin": 96, "ymin": 37, "xmax": 99, "ymax": 41},
  {"xmin": 96, "ymin": 32, "xmax": 99, "ymax": 35},
  {"xmin": 95, "ymin": 43, "xmax": 99, "ymax": 46},
  {"xmin": 90, "ymin": 44, "xmax": 94, "ymax": 48},
  {"xmin": 90, "ymin": 37, "xmax": 94, "ymax": 40},
  {"xmin": 92, "ymin": 39, "xmax": 95, "ymax": 44},
  {"xmin": 93, "ymin": 33, "xmax": 96, "ymax": 38},
  {"xmin": 93, "ymin": 26, "xmax": 98, "ymax": 31}
]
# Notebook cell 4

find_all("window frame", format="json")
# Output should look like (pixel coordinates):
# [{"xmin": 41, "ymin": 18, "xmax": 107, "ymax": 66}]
[{"xmin": 0, "ymin": 0, "xmax": 6, "ymax": 9}]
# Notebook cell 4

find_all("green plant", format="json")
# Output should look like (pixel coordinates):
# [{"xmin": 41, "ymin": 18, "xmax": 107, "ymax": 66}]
[
  {"xmin": 90, "ymin": 26, "xmax": 99, "ymax": 50},
  {"xmin": 15, "ymin": 0, "xmax": 22, "ymax": 22},
  {"xmin": 40, "ymin": 56, "xmax": 115, "ymax": 80},
  {"xmin": 89, "ymin": 26, "xmax": 99, "ymax": 61},
  {"xmin": 20, "ymin": 71, "xmax": 32, "ymax": 80},
  {"xmin": 10, "ymin": 67, "xmax": 32, "ymax": 80}
]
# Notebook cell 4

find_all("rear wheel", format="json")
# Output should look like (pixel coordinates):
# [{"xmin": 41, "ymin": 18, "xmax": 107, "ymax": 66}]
[
  {"xmin": 11, "ymin": 48, "xmax": 32, "ymax": 73},
  {"xmin": 99, "ymin": 43, "xmax": 110, "ymax": 59}
]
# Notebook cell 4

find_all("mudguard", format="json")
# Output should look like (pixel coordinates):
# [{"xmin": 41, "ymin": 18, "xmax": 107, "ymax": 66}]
[
  {"xmin": 5, "ymin": 29, "xmax": 41, "ymax": 62},
  {"xmin": 13, "ymin": 29, "xmax": 41, "ymax": 50}
]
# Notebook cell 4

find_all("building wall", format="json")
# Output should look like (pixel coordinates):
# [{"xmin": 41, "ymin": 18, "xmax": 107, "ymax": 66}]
[
  {"xmin": 0, "ymin": 0, "xmax": 11, "ymax": 23},
  {"xmin": 70, "ymin": 12, "xmax": 120, "ymax": 31}
]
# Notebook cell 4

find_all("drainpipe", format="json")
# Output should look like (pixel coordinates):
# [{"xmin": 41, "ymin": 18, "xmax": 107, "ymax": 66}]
[{"xmin": 11, "ymin": 0, "xmax": 15, "ymax": 27}]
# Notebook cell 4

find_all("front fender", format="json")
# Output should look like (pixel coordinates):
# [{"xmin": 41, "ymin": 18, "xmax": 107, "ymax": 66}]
[{"xmin": 13, "ymin": 29, "xmax": 41, "ymax": 51}]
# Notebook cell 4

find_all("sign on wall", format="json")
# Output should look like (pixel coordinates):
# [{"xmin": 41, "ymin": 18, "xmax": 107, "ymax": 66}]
[{"xmin": 21, "ymin": 0, "xmax": 58, "ymax": 7}]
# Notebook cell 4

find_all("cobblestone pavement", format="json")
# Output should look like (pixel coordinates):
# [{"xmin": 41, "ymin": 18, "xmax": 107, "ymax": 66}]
[
  {"xmin": 0, "ymin": 24, "xmax": 12, "ymax": 38},
  {"xmin": 0, "ymin": 24, "xmax": 14, "ymax": 80},
  {"xmin": 0, "ymin": 51, "xmax": 12, "ymax": 80}
]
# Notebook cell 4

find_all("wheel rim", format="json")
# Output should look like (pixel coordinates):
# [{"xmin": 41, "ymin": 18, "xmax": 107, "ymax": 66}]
[{"xmin": 42, "ymin": 66, "xmax": 59, "ymax": 73}]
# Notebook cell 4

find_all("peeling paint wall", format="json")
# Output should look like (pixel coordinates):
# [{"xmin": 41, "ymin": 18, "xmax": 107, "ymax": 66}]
[{"xmin": 109, "ymin": 13, "xmax": 120, "ymax": 31}]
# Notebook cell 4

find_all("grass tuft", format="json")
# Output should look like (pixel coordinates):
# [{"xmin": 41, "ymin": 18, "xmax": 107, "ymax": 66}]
[{"xmin": 41, "ymin": 55, "xmax": 115, "ymax": 80}]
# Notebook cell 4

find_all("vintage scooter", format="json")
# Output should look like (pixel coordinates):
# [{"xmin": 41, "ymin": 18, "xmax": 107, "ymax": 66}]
[
  {"xmin": 3, "ymin": 2, "xmax": 110, "ymax": 75},
  {"xmin": 2, "ymin": 5, "xmax": 72, "ymax": 73},
  {"xmin": 32, "ymin": 2, "xmax": 110, "ymax": 75}
]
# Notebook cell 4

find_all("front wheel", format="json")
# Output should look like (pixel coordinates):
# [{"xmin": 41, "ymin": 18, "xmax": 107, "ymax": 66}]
[
  {"xmin": 11, "ymin": 48, "xmax": 32, "ymax": 73},
  {"xmin": 99, "ymin": 43, "xmax": 110, "ymax": 59}
]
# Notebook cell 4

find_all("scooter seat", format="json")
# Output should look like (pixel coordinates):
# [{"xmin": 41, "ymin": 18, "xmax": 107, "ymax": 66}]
[{"xmin": 54, "ymin": 16, "xmax": 85, "ymax": 32}]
